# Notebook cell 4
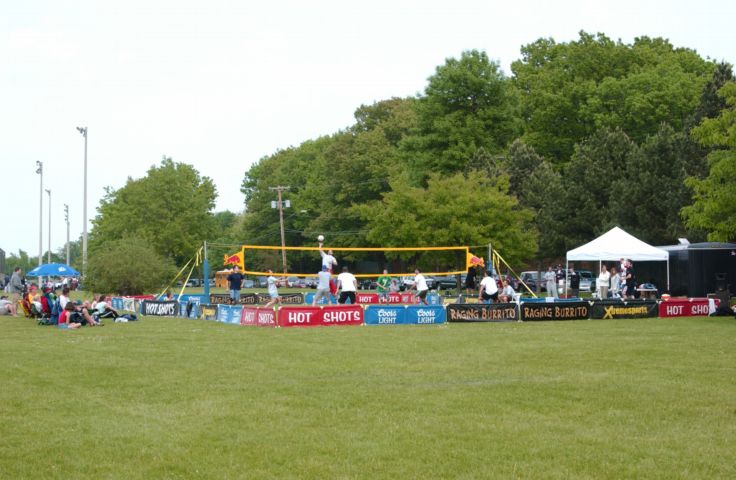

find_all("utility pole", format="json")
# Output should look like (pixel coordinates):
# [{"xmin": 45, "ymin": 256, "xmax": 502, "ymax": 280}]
[
  {"xmin": 64, "ymin": 204, "xmax": 70, "ymax": 265},
  {"xmin": 269, "ymin": 186, "xmax": 291, "ymax": 275},
  {"xmin": 36, "ymin": 161, "xmax": 43, "ymax": 267},
  {"xmin": 76, "ymin": 126, "xmax": 88, "ymax": 279},
  {"xmin": 46, "ymin": 189, "xmax": 51, "ymax": 264}
]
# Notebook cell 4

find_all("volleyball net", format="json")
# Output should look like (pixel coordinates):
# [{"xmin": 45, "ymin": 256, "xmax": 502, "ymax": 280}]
[{"xmin": 222, "ymin": 245, "xmax": 486, "ymax": 278}]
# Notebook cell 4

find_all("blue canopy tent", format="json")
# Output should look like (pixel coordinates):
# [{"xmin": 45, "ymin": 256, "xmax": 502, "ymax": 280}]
[{"xmin": 26, "ymin": 263, "xmax": 81, "ymax": 277}]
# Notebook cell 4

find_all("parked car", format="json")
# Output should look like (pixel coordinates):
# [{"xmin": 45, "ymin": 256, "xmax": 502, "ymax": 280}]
[
  {"xmin": 519, "ymin": 271, "xmax": 545, "ymax": 292},
  {"xmin": 359, "ymin": 279, "xmax": 378, "ymax": 290},
  {"xmin": 433, "ymin": 275, "xmax": 464, "ymax": 290},
  {"xmin": 563, "ymin": 270, "xmax": 595, "ymax": 293},
  {"xmin": 186, "ymin": 278, "xmax": 201, "ymax": 287},
  {"xmin": 256, "ymin": 276, "xmax": 268, "ymax": 288},
  {"xmin": 399, "ymin": 275, "xmax": 436, "ymax": 291},
  {"xmin": 242, "ymin": 279, "xmax": 255, "ymax": 289}
]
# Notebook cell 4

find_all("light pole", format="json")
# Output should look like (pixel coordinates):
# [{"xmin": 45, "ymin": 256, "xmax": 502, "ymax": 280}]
[
  {"xmin": 46, "ymin": 189, "xmax": 51, "ymax": 264},
  {"xmin": 269, "ymin": 186, "xmax": 290, "ymax": 275},
  {"xmin": 64, "ymin": 204, "xmax": 70, "ymax": 265},
  {"xmin": 77, "ymin": 126, "xmax": 88, "ymax": 278},
  {"xmin": 36, "ymin": 161, "xmax": 43, "ymax": 267}
]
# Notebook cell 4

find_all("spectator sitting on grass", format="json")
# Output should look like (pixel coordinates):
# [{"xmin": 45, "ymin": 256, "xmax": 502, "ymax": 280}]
[
  {"xmin": 94, "ymin": 295, "xmax": 119, "ymax": 320},
  {"xmin": 0, "ymin": 296, "xmax": 18, "ymax": 316},
  {"xmin": 62, "ymin": 301, "xmax": 100, "ymax": 328}
]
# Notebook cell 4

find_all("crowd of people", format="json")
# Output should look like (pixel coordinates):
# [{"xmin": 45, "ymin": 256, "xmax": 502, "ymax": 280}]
[{"xmin": 0, "ymin": 266, "xmax": 123, "ymax": 326}]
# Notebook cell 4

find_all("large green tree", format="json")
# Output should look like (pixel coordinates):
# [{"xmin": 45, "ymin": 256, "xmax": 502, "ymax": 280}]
[
  {"xmin": 355, "ymin": 171, "xmax": 537, "ymax": 267},
  {"xmin": 512, "ymin": 32, "xmax": 714, "ymax": 164},
  {"xmin": 404, "ymin": 50, "xmax": 519, "ymax": 176},
  {"xmin": 682, "ymin": 82, "xmax": 736, "ymax": 241},
  {"xmin": 90, "ymin": 158, "xmax": 217, "ymax": 265}
]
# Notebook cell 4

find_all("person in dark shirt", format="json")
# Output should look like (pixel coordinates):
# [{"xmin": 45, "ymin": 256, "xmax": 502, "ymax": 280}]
[
  {"xmin": 226, "ymin": 266, "xmax": 245, "ymax": 304},
  {"xmin": 625, "ymin": 263, "xmax": 637, "ymax": 299},
  {"xmin": 568, "ymin": 266, "xmax": 581, "ymax": 298}
]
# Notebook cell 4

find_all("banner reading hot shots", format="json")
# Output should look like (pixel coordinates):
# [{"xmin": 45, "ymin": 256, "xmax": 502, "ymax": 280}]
[
  {"xmin": 521, "ymin": 301, "xmax": 590, "ymax": 321},
  {"xmin": 446, "ymin": 303, "xmax": 518, "ymax": 322},
  {"xmin": 241, "ymin": 307, "xmax": 277, "ymax": 327},
  {"xmin": 658, "ymin": 298, "xmax": 718, "ymax": 317},
  {"xmin": 277, "ymin": 305, "xmax": 363, "ymax": 328},
  {"xmin": 141, "ymin": 300, "xmax": 179, "ymax": 317},
  {"xmin": 590, "ymin": 300, "xmax": 658, "ymax": 319}
]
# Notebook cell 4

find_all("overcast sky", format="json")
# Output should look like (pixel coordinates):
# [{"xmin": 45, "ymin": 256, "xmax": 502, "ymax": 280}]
[{"xmin": 1, "ymin": 0, "xmax": 734, "ymax": 258}]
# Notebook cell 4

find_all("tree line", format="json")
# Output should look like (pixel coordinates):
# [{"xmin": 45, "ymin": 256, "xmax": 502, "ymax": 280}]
[{"xmin": 5, "ymin": 32, "xmax": 734, "ymax": 292}]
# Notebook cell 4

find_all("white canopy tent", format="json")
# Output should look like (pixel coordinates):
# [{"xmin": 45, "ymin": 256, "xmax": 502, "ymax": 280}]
[{"xmin": 566, "ymin": 226, "xmax": 670, "ymax": 292}]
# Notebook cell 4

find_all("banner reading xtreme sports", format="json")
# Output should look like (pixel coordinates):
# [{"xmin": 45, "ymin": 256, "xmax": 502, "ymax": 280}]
[{"xmin": 589, "ymin": 300, "xmax": 658, "ymax": 319}]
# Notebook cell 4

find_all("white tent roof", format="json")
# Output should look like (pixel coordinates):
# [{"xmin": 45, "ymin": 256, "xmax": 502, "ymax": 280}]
[{"xmin": 566, "ymin": 226, "xmax": 669, "ymax": 262}]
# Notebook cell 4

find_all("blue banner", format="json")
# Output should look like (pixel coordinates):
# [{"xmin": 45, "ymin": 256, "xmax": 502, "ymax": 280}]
[
  {"xmin": 427, "ymin": 292, "xmax": 442, "ymax": 305},
  {"xmin": 304, "ymin": 292, "xmax": 337, "ymax": 305},
  {"xmin": 217, "ymin": 304, "xmax": 243, "ymax": 324},
  {"xmin": 364, "ymin": 305, "xmax": 409, "ymax": 325},
  {"xmin": 111, "ymin": 297, "xmax": 124, "ymax": 310},
  {"xmin": 405, "ymin": 305, "xmax": 446, "ymax": 324}
]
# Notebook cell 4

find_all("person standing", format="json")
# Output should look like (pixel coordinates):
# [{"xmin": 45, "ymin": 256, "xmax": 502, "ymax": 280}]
[
  {"xmin": 8, "ymin": 267, "xmax": 23, "ymax": 303},
  {"xmin": 609, "ymin": 266, "xmax": 620, "ymax": 298},
  {"xmin": 625, "ymin": 262, "xmax": 637, "ymax": 299},
  {"xmin": 544, "ymin": 266, "xmax": 557, "ymax": 298},
  {"xmin": 568, "ymin": 265, "xmax": 581, "ymax": 298},
  {"xmin": 376, "ymin": 269, "xmax": 391, "ymax": 303},
  {"xmin": 264, "ymin": 270, "xmax": 283, "ymax": 309},
  {"xmin": 312, "ymin": 266, "xmax": 333, "ymax": 306},
  {"xmin": 598, "ymin": 265, "xmax": 611, "ymax": 299},
  {"xmin": 226, "ymin": 266, "xmax": 245, "ymax": 304},
  {"xmin": 478, "ymin": 270, "xmax": 499, "ymax": 304},
  {"xmin": 408, "ymin": 268, "xmax": 430, "ymax": 305},
  {"xmin": 336, "ymin": 266, "xmax": 357, "ymax": 305}
]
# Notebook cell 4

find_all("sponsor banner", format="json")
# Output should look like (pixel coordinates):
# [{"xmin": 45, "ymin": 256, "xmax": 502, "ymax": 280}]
[
  {"xmin": 364, "ymin": 305, "xmax": 409, "ymax": 325},
  {"xmin": 217, "ymin": 304, "xmax": 243, "ymax": 324},
  {"xmin": 356, "ymin": 293, "xmax": 379, "ymax": 304},
  {"xmin": 400, "ymin": 293, "xmax": 418, "ymax": 304},
  {"xmin": 200, "ymin": 304, "xmax": 218, "ymax": 321},
  {"xmin": 111, "ymin": 297, "xmax": 124, "ymax": 310},
  {"xmin": 521, "ymin": 301, "xmax": 590, "ymax": 321},
  {"xmin": 277, "ymin": 305, "xmax": 364, "ymax": 328},
  {"xmin": 304, "ymin": 292, "xmax": 338, "ymax": 305},
  {"xmin": 406, "ymin": 305, "xmax": 446, "ymax": 324},
  {"xmin": 658, "ymin": 298, "xmax": 719, "ymax": 317},
  {"xmin": 208, "ymin": 293, "xmax": 304, "ymax": 305},
  {"xmin": 209, "ymin": 293, "xmax": 259, "ymax": 305},
  {"xmin": 240, "ymin": 307, "xmax": 277, "ymax": 327},
  {"xmin": 257, "ymin": 293, "xmax": 304, "ymax": 305},
  {"xmin": 141, "ymin": 300, "xmax": 179, "ymax": 317},
  {"xmin": 590, "ymin": 300, "xmax": 658, "ymax": 319},
  {"xmin": 446, "ymin": 303, "xmax": 518, "ymax": 322},
  {"xmin": 122, "ymin": 298, "xmax": 137, "ymax": 312},
  {"xmin": 427, "ymin": 293, "xmax": 442, "ymax": 306}
]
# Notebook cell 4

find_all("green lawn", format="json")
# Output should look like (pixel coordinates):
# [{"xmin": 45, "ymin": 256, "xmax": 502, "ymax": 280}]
[{"xmin": 1, "ymin": 315, "xmax": 734, "ymax": 479}]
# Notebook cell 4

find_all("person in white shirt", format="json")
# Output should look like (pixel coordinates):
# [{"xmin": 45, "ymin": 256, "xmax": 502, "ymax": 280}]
[
  {"xmin": 543, "ymin": 266, "xmax": 557, "ymax": 298},
  {"xmin": 610, "ymin": 266, "xmax": 621, "ymax": 298},
  {"xmin": 409, "ymin": 268, "xmax": 430, "ymax": 305},
  {"xmin": 479, "ymin": 270, "xmax": 499, "ymax": 303},
  {"xmin": 264, "ymin": 270, "xmax": 284, "ymax": 309},
  {"xmin": 597, "ymin": 265, "xmax": 611, "ymax": 299},
  {"xmin": 312, "ymin": 266, "xmax": 334, "ymax": 306},
  {"xmin": 319, "ymin": 243, "xmax": 338, "ymax": 272},
  {"xmin": 336, "ymin": 266, "xmax": 357, "ymax": 304},
  {"xmin": 498, "ymin": 280, "xmax": 516, "ymax": 303},
  {"xmin": 59, "ymin": 287, "xmax": 71, "ymax": 310}
]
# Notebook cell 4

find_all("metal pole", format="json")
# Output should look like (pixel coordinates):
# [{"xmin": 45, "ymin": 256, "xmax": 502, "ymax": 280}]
[
  {"xmin": 81, "ymin": 128, "xmax": 88, "ymax": 279},
  {"xmin": 277, "ymin": 188, "xmax": 287, "ymax": 275},
  {"xmin": 36, "ymin": 161, "xmax": 43, "ymax": 267},
  {"xmin": 203, "ymin": 241, "xmax": 210, "ymax": 297},
  {"xmin": 64, "ymin": 204, "xmax": 70, "ymax": 265},
  {"xmin": 46, "ymin": 189, "xmax": 52, "ymax": 264}
]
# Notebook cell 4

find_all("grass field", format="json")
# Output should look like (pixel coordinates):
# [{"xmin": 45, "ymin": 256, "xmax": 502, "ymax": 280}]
[{"xmin": 1, "ymin": 315, "xmax": 734, "ymax": 479}]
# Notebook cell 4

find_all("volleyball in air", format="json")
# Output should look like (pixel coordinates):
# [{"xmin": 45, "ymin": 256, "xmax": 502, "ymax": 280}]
[{"xmin": 317, "ymin": 235, "xmax": 325, "ymax": 242}]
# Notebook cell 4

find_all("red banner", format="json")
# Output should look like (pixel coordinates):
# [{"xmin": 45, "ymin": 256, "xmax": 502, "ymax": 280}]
[
  {"xmin": 277, "ymin": 305, "xmax": 363, "ymax": 328},
  {"xmin": 240, "ymin": 307, "xmax": 277, "ymax": 327},
  {"xmin": 353, "ymin": 292, "xmax": 417, "ymax": 304},
  {"xmin": 356, "ymin": 293, "xmax": 379, "ymax": 304},
  {"xmin": 658, "ymin": 298, "xmax": 718, "ymax": 317}
]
